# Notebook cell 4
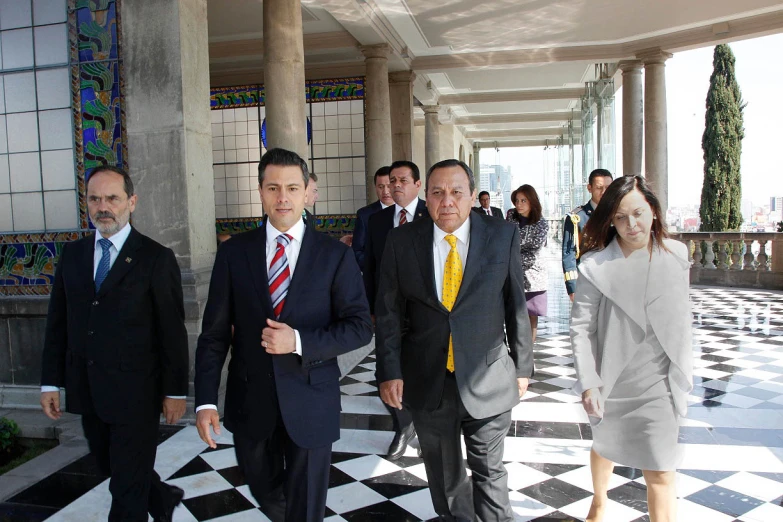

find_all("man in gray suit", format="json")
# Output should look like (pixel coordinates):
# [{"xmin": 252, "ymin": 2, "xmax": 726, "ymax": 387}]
[{"xmin": 375, "ymin": 159, "xmax": 534, "ymax": 521}]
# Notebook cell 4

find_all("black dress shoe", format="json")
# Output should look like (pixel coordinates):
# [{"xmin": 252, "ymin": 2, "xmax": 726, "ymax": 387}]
[
  {"xmin": 153, "ymin": 485, "xmax": 184, "ymax": 522},
  {"xmin": 386, "ymin": 424, "xmax": 415, "ymax": 460}
]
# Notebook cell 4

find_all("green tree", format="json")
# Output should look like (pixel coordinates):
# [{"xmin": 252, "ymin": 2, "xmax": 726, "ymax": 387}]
[{"xmin": 699, "ymin": 44, "xmax": 745, "ymax": 231}]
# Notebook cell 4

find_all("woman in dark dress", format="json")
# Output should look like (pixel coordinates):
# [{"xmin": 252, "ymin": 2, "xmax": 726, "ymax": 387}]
[{"xmin": 506, "ymin": 184, "xmax": 548, "ymax": 342}]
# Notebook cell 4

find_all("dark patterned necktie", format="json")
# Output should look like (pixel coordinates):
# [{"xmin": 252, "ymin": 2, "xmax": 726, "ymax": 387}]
[
  {"xmin": 94, "ymin": 238, "xmax": 112, "ymax": 291},
  {"xmin": 399, "ymin": 210, "xmax": 408, "ymax": 226}
]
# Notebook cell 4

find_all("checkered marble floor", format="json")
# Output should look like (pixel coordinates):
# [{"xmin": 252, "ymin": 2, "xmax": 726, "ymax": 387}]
[{"xmin": 3, "ymin": 286, "xmax": 783, "ymax": 521}]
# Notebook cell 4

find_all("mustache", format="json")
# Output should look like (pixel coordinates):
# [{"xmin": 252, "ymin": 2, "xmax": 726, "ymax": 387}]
[{"xmin": 94, "ymin": 211, "xmax": 115, "ymax": 220}]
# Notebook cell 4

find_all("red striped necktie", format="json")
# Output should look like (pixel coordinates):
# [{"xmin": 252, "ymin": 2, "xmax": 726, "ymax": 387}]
[
  {"xmin": 269, "ymin": 234, "xmax": 293, "ymax": 318},
  {"xmin": 399, "ymin": 210, "xmax": 408, "ymax": 225}
]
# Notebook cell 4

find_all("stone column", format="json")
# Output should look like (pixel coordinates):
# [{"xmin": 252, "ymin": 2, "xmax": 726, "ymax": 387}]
[
  {"xmin": 362, "ymin": 44, "xmax": 392, "ymax": 203},
  {"xmin": 263, "ymin": 0, "xmax": 308, "ymax": 159},
  {"xmin": 472, "ymin": 143, "xmax": 480, "ymax": 178},
  {"xmin": 619, "ymin": 60, "xmax": 643, "ymax": 176},
  {"xmin": 423, "ymin": 105, "xmax": 441, "ymax": 173},
  {"xmin": 122, "ymin": 0, "xmax": 215, "ymax": 399},
  {"xmin": 639, "ymin": 49, "xmax": 673, "ymax": 215},
  {"xmin": 389, "ymin": 70, "xmax": 416, "ymax": 162}
]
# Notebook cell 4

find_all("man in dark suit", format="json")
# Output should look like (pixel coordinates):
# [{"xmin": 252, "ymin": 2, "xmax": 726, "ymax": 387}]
[
  {"xmin": 40, "ymin": 165, "xmax": 189, "ymax": 522},
  {"xmin": 376, "ymin": 159, "xmax": 534, "ymax": 521},
  {"xmin": 195, "ymin": 148, "xmax": 373, "ymax": 522},
  {"xmin": 363, "ymin": 160, "xmax": 427, "ymax": 460},
  {"xmin": 350, "ymin": 166, "xmax": 393, "ymax": 270},
  {"xmin": 472, "ymin": 190, "xmax": 503, "ymax": 218}
]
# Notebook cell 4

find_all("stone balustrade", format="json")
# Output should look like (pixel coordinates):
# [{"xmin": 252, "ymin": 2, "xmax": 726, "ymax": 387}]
[{"xmin": 671, "ymin": 232, "xmax": 783, "ymax": 290}]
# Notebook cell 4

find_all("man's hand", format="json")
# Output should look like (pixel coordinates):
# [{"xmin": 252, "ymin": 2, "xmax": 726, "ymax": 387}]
[
  {"xmin": 582, "ymin": 388, "xmax": 603, "ymax": 418},
  {"xmin": 340, "ymin": 234, "xmax": 353, "ymax": 246},
  {"xmin": 40, "ymin": 391, "xmax": 62, "ymax": 420},
  {"xmin": 262, "ymin": 319, "xmax": 296, "ymax": 354},
  {"xmin": 380, "ymin": 379, "xmax": 404, "ymax": 410},
  {"xmin": 517, "ymin": 378, "xmax": 529, "ymax": 399},
  {"xmin": 162, "ymin": 397, "xmax": 186, "ymax": 424},
  {"xmin": 196, "ymin": 409, "xmax": 222, "ymax": 449},
  {"xmin": 569, "ymin": 293, "xmax": 574, "ymax": 303}
]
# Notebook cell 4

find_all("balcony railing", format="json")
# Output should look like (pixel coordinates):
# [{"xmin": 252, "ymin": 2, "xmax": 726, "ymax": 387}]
[{"xmin": 671, "ymin": 232, "xmax": 783, "ymax": 290}]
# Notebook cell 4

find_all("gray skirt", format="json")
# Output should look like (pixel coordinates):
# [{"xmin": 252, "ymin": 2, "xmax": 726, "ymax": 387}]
[{"xmin": 525, "ymin": 290, "xmax": 547, "ymax": 316}]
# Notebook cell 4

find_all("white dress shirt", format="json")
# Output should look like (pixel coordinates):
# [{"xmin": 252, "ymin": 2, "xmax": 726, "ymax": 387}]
[
  {"xmin": 41, "ymin": 223, "xmax": 185, "ymax": 399},
  {"xmin": 195, "ymin": 218, "xmax": 307, "ymax": 413},
  {"xmin": 483, "ymin": 207, "xmax": 492, "ymax": 216},
  {"xmin": 433, "ymin": 217, "xmax": 471, "ymax": 299},
  {"xmin": 394, "ymin": 199, "xmax": 420, "ymax": 227}
]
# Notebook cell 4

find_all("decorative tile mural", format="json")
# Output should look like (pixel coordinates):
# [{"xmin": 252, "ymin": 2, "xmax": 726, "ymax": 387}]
[
  {"xmin": 0, "ymin": 0, "xmax": 125, "ymax": 296},
  {"xmin": 210, "ymin": 78, "xmax": 365, "ymax": 109},
  {"xmin": 216, "ymin": 215, "xmax": 356, "ymax": 239}
]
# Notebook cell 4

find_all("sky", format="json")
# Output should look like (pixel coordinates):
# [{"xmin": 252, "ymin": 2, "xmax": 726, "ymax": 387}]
[{"xmin": 480, "ymin": 32, "xmax": 783, "ymax": 210}]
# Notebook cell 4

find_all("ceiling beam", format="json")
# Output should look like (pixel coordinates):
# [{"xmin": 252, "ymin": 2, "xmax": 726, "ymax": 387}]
[
  {"xmin": 209, "ymin": 31, "xmax": 359, "ymax": 60},
  {"xmin": 474, "ymin": 139, "xmax": 555, "ymax": 149},
  {"xmin": 438, "ymin": 88, "xmax": 584, "ymax": 105},
  {"xmin": 455, "ymin": 111, "xmax": 574, "ymax": 125},
  {"xmin": 465, "ymin": 128, "xmax": 565, "ymax": 139},
  {"xmin": 411, "ymin": 9, "xmax": 783, "ymax": 71}
]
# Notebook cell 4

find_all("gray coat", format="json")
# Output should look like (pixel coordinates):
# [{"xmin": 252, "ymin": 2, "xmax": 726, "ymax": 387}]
[{"xmin": 570, "ymin": 238, "xmax": 693, "ymax": 417}]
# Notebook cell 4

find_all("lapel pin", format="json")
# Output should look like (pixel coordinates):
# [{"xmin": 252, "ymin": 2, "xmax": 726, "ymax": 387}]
[{"xmin": 125, "ymin": 257, "xmax": 132, "ymax": 263}]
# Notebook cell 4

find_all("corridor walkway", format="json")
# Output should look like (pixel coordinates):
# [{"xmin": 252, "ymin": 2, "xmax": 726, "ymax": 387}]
[{"xmin": 2, "ymin": 246, "xmax": 783, "ymax": 521}]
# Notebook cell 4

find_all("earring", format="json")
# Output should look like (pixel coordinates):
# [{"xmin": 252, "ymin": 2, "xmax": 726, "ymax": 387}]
[{"xmin": 609, "ymin": 223, "xmax": 614, "ymax": 227}]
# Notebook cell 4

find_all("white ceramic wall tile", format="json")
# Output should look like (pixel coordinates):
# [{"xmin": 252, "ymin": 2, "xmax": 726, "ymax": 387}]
[
  {"xmin": 338, "ymin": 143, "xmax": 352, "ymax": 156},
  {"xmin": 226, "ymin": 191, "xmax": 238, "ymax": 205},
  {"xmin": 9, "ymin": 151, "xmax": 41, "ymax": 191},
  {"xmin": 351, "ymin": 143, "xmax": 363, "ymax": 156},
  {"xmin": 38, "ymin": 108, "xmax": 71, "ymax": 150},
  {"xmin": 324, "ymin": 102, "xmax": 337, "ymax": 116},
  {"xmin": 222, "ymin": 109, "xmax": 235, "ymax": 122},
  {"xmin": 325, "ymin": 116, "xmax": 338, "ymax": 130},
  {"xmin": 351, "ymin": 114, "xmax": 363, "ymax": 128},
  {"xmin": 33, "ymin": 23, "xmax": 67, "ymax": 66},
  {"xmin": 350, "ymin": 100, "xmax": 364, "ymax": 113},
  {"xmin": 236, "ymin": 163, "xmax": 250, "ymax": 178},
  {"xmin": 352, "ymin": 172, "xmax": 364, "ymax": 186},
  {"xmin": 211, "ymin": 136, "xmax": 222, "ymax": 151},
  {"xmin": 0, "ymin": 0, "xmax": 32, "ymax": 30},
  {"xmin": 0, "ymin": 153, "xmax": 8, "ymax": 192},
  {"xmin": 0, "ymin": 193, "xmax": 11, "ymax": 231},
  {"xmin": 225, "ymin": 177, "xmax": 238, "ymax": 192},
  {"xmin": 351, "ymin": 128, "xmax": 364, "ymax": 143},
  {"xmin": 214, "ymin": 191, "xmax": 226, "ymax": 206},
  {"xmin": 43, "ymin": 189, "xmax": 76, "ymax": 229},
  {"xmin": 248, "ymin": 132, "xmax": 259, "ymax": 148},
  {"xmin": 0, "ymin": 114, "xmax": 6, "ymax": 153},
  {"xmin": 339, "ymin": 172, "xmax": 352, "ymax": 186},
  {"xmin": 235, "ymin": 134, "xmax": 248, "ymax": 149},
  {"xmin": 237, "ymin": 176, "xmax": 250, "ymax": 191},
  {"xmin": 224, "ymin": 149, "xmax": 237, "ymax": 162},
  {"xmin": 211, "ymin": 123, "xmax": 223, "ymax": 137},
  {"xmin": 213, "ymin": 165, "xmax": 225, "ymax": 179},
  {"xmin": 235, "ymin": 120, "xmax": 247, "ymax": 135},
  {"xmin": 210, "ymin": 110, "xmax": 222, "ymax": 123},
  {"xmin": 236, "ymin": 148, "xmax": 248, "ymax": 162},
  {"xmin": 353, "ymin": 199, "xmax": 364, "ymax": 212},
  {"xmin": 227, "ymin": 204, "xmax": 240, "ymax": 218},
  {"xmin": 248, "ymin": 148, "xmax": 260, "ymax": 161},
  {"xmin": 338, "ymin": 158, "xmax": 352, "ymax": 172},
  {"xmin": 311, "ymin": 102, "xmax": 324, "ymax": 116},
  {"xmin": 239, "ymin": 203, "xmax": 250, "ymax": 216},
  {"xmin": 214, "ymin": 205, "xmax": 226, "ymax": 218},
  {"xmin": 340, "ymin": 200, "xmax": 354, "ymax": 213},
  {"xmin": 325, "ymin": 144, "xmax": 338, "ymax": 157},
  {"xmin": 234, "ymin": 107, "xmax": 247, "ymax": 121},
  {"xmin": 337, "ymin": 114, "xmax": 351, "ymax": 129},
  {"xmin": 353, "ymin": 186, "xmax": 365, "ymax": 199},
  {"xmin": 6, "ymin": 111, "xmax": 39, "ymax": 152},
  {"xmin": 223, "ymin": 135, "xmax": 236, "ymax": 149},
  {"xmin": 223, "ymin": 122, "xmax": 236, "ymax": 136},
  {"xmin": 214, "ymin": 178, "xmax": 226, "ymax": 192},
  {"xmin": 312, "ymin": 144, "xmax": 325, "ymax": 157},
  {"xmin": 12, "ymin": 191, "xmax": 43, "ymax": 230},
  {"xmin": 35, "ymin": 67, "xmax": 69, "ymax": 110},
  {"xmin": 320, "ymin": 187, "xmax": 331, "ymax": 201},
  {"xmin": 327, "ymin": 201, "xmax": 341, "ymax": 213},
  {"xmin": 325, "ymin": 130, "xmax": 338, "ymax": 144},
  {"xmin": 353, "ymin": 158, "xmax": 365, "ymax": 171},
  {"xmin": 337, "ymin": 101, "xmax": 351, "ymax": 114},
  {"xmin": 213, "ymin": 150, "xmax": 224, "ymax": 163},
  {"xmin": 237, "ymin": 190, "xmax": 250, "ymax": 204},
  {"xmin": 40, "ymin": 148, "xmax": 73, "ymax": 190},
  {"xmin": 1, "ymin": 28, "xmax": 34, "ymax": 69},
  {"xmin": 3, "ymin": 71, "xmax": 36, "ymax": 112},
  {"xmin": 225, "ymin": 164, "xmax": 238, "ymax": 178},
  {"xmin": 33, "ymin": 0, "xmax": 66, "ymax": 25},
  {"xmin": 251, "ymin": 203, "xmax": 262, "ymax": 216},
  {"xmin": 0, "ymin": 75, "xmax": 4, "ymax": 112}
]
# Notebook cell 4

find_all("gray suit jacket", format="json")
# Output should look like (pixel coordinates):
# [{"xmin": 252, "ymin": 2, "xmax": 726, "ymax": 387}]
[{"xmin": 375, "ymin": 215, "xmax": 534, "ymax": 420}]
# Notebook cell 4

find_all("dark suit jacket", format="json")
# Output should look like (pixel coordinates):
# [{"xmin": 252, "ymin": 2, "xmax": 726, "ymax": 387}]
[
  {"xmin": 363, "ymin": 199, "xmax": 428, "ymax": 313},
  {"xmin": 352, "ymin": 200, "xmax": 383, "ymax": 272},
  {"xmin": 472, "ymin": 206, "xmax": 503, "ymax": 218},
  {"xmin": 195, "ymin": 225, "xmax": 373, "ymax": 448},
  {"xmin": 375, "ymin": 216, "xmax": 534, "ymax": 420},
  {"xmin": 41, "ymin": 228, "xmax": 189, "ymax": 423}
]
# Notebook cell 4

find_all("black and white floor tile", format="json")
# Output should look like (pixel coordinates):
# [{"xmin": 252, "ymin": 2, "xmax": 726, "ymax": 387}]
[{"xmin": 3, "ymin": 286, "xmax": 783, "ymax": 521}]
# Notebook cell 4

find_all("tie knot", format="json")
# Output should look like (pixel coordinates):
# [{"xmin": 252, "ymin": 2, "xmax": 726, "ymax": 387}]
[
  {"xmin": 445, "ymin": 234, "xmax": 457, "ymax": 249},
  {"xmin": 98, "ymin": 238, "xmax": 112, "ymax": 252},
  {"xmin": 276, "ymin": 234, "xmax": 292, "ymax": 247}
]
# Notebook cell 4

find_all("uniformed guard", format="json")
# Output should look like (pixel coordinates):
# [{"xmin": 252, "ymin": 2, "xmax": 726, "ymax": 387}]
[{"xmin": 563, "ymin": 169, "xmax": 614, "ymax": 300}]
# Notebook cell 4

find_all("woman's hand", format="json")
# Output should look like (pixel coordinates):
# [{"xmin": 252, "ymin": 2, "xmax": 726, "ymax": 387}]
[{"xmin": 582, "ymin": 388, "xmax": 604, "ymax": 418}]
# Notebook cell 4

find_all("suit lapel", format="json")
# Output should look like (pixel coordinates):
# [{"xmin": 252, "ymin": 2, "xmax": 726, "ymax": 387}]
[
  {"xmin": 454, "ymin": 216, "xmax": 487, "ymax": 308},
  {"xmin": 413, "ymin": 199, "xmax": 428, "ymax": 221},
  {"xmin": 411, "ymin": 221, "xmax": 446, "ymax": 311},
  {"xmin": 278, "ymin": 227, "xmax": 314, "ymax": 322},
  {"xmin": 80, "ymin": 234, "xmax": 97, "ymax": 297},
  {"xmin": 95, "ymin": 228, "xmax": 142, "ymax": 298},
  {"xmin": 245, "ymin": 227, "xmax": 274, "ymax": 315}
]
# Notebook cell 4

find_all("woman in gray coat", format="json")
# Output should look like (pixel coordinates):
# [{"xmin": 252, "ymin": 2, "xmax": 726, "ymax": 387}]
[
  {"xmin": 507, "ymin": 184, "xmax": 548, "ymax": 342},
  {"xmin": 570, "ymin": 176, "xmax": 692, "ymax": 522}
]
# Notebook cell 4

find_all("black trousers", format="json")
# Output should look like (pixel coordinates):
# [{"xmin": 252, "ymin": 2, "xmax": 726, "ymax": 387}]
[
  {"xmin": 384, "ymin": 402, "xmax": 413, "ymax": 433},
  {"xmin": 81, "ymin": 411, "xmax": 173, "ymax": 522},
  {"xmin": 411, "ymin": 373, "xmax": 514, "ymax": 522},
  {"xmin": 233, "ymin": 415, "xmax": 332, "ymax": 522}
]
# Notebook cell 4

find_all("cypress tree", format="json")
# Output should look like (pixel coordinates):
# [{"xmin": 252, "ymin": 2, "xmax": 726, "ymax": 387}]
[{"xmin": 699, "ymin": 44, "xmax": 745, "ymax": 231}]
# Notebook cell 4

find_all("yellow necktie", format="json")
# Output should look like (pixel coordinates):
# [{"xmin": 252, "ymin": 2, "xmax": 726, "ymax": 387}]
[{"xmin": 442, "ymin": 234, "xmax": 462, "ymax": 372}]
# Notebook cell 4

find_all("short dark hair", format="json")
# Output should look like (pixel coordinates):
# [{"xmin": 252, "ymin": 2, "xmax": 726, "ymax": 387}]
[
  {"xmin": 588, "ymin": 168, "xmax": 613, "ymax": 186},
  {"xmin": 580, "ymin": 175, "xmax": 669, "ymax": 256},
  {"xmin": 426, "ymin": 159, "xmax": 476, "ymax": 194},
  {"xmin": 389, "ymin": 160, "xmax": 420, "ymax": 182},
  {"xmin": 308, "ymin": 172, "xmax": 318, "ymax": 183},
  {"xmin": 86, "ymin": 165, "xmax": 134, "ymax": 198},
  {"xmin": 258, "ymin": 148, "xmax": 309, "ymax": 187},
  {"xmin": 478, "ymin": 191, "xmax": 490, "ymax": 199},
  {"xmin": 510, "ymin": 184, "xmax": 543, "ymax": 223},
  {"xmin": 373, "ymin": 166, "xmax": 391, "ymax": 183}
]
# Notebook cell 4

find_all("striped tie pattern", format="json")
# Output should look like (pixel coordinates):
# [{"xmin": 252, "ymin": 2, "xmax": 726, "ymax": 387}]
[
  {"xmin": 268, "ymin": 234, "xmax": 293, "ymax": 318},
  {"xmin": 441, "ymin": 234, "xmax": 463, "ymax": 372},
  {"xmin": 398, "ymin": 209, "xmax": 407, "ymax": 226},
  {"xmin": 94, "ymin": 238, "xmax": 112, "ymax": 292}
]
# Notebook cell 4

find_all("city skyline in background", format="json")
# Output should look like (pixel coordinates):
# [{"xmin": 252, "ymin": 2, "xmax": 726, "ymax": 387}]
[{"xmin": 479, "ymin": 32, "xmax": 783, "ymax": 222}]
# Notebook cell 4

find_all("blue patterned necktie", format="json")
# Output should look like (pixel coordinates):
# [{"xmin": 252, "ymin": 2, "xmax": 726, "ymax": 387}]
[{"xmin": 94, "ymin": 238, "xmax": 112, "ymax": 292}]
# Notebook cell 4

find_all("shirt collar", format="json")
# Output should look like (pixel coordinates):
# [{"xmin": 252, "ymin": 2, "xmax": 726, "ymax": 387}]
[
  {"xmin": 380, "ymin": 201, "xmax": 391, "ymax": 209},
  {"xmin": 396, "ymin": 198, "xmax": 420, "ymax": 219},
  {"xmin": 433, "ymin": 215, "xmax": 471, "ymax": 246},
  {"xmin": 95, "ymin": 222, "xmax": 132, "ymax": 251},
  {"xmin": 266, "ymin": 216, "xmax": 306, "ymax": 247}
]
